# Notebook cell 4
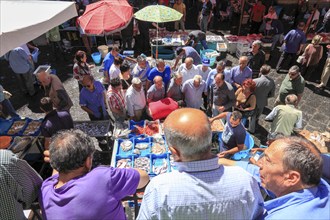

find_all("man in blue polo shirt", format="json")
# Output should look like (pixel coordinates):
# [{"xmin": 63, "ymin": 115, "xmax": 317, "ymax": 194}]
[
  {"xmin": 103, "ymin": 46, "xmax": 135, "ymax": 89},
  {"xmin": 147, "ymin": 59, "xmax": 171, "ymax": 90},
  {"xmin": 276, "ymin": 22, "xmax": 306, "ymax": 72},
  {"xmin": 79, "ymin": 75, "xmax": 109, "ymax": 121},
  {"xmin": 230, "ymin": 56, "xmax": 252, "ymax": 90}
]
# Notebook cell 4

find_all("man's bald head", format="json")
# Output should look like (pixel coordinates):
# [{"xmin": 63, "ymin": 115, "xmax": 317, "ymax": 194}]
[
  {"xmin": 164, "ymin": 108, "xmax": 212, "ymax": 161},
  {"xmin": 37, "ymin": 71, "xmax": 51, "ymax": 86}
]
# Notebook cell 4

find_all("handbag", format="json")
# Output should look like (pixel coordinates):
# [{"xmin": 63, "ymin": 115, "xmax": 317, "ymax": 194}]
[{"xmin": 296, "ymin": 55, "xmax": 305, "ymax": 64}]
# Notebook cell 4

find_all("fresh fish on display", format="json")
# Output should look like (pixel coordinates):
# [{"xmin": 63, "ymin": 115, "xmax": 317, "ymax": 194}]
[
  {"xmin": 133, "ymin": 149, "xmax": 141, "ymax": 155},
  {"xmin": 116, "ymin": 159, "xmax": 132, "ymax": 168},
  {"xmin": 74, "ymin": 122, "xmax": 109, "ymax": 136},
  {"xmin": 120, "ymin": 140, "xmax": 133, "ymax": 152},
  {"xmin": 151, "ymin": 143, "xmax": 166, "ymax": 154},
  {"xmin": 135, "ymin": 143, "xmax": 149, "ymax": 150},
  {"xmin": 23, "ymin": 121, "xmax": 41, "ymax": 135},
  {"xmin": 7, "ymin": 120, "xmax": 26, "ymax": 135},
  {"xmin": 153, "ymin": 159, "xmax": 168, "ymax": 175},
  {"xmin": 134, "ymin": 157, "xmax": 150, "ymax": 173}
]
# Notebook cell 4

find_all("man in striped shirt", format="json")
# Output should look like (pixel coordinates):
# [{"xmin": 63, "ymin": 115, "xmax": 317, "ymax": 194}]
[{"xmin": 107, "ymin": 78, "xmax": 126, "ymax": 122}]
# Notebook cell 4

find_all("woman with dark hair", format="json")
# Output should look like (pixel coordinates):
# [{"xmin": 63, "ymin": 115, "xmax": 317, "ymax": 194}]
[
  {"xmin": 119, "ymin": 62, "xmax": 132, "ymax": 95},
  {"xmin": 73, "ymin": 50, "xmax": 94, "ymax": 91},
  {"xmin": 235, "ymin": 78, "xmax": 257, "ymax": 132}
]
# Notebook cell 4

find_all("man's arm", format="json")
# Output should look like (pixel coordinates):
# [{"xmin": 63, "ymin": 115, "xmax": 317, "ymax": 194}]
[
  {"xmin": 209, "ymin": 112, "xmax": 227, "ymax": 123},
  {"xmin": 265, "ymin": 106, "xmax": 278, "ymax": 121},
  {"xmin": 173, "ymin": 51, "xmax": 184, "ymax": 70},
  {"xmin": 294, "ymin": 111, "xmax": 303, "ymax": 130},
  {"xmin": 134, "ymin": 168, "xmax": 149, "ymax": 189},
  {"xmin": 218, "ymin": 144, "xmax": 245, "ymax": 158},
  {"xmin": 296, "ymin": 93, "xmax": 303, "ymax": 106},
  {"xmin": 56, "ymin": 90, "xmax": 70, "ymax": 110}
]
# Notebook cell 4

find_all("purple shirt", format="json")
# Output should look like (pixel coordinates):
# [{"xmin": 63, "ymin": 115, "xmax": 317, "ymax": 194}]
[
  {"xmin": 230, "ymin": 66, "xmax": 252, "ymax": 86},
  {"xmin": 41, "ymin": 110, "xmax": 74, "ymax": 137},
  {"xmin": 183, "ymin": 46, "xmax": 201, "ymax": 65},
  {"xmin": 284, "ymin": 29, "xmax": 306, "ymax": 54},
  {"xmin": 79, "ymin": 81, "xmax": 106, "ymax": 118},
  {"xmin": 40, "ymin": 167, "xmax": 140, "ymax": 220}
]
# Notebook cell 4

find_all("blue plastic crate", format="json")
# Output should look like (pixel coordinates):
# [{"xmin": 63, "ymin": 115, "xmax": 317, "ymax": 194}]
[
  {"xmin": 134, "ymin": 137, "xmax": 152, "ymax": 156},
  {"xmin": 5, "ymin": 118, "xmax": 30, "ymax": 136},
  {"xmin": 0, "ymin": 119, "xmax": 13, "ymax": 135},
  {"xmin": 117, "ymin": 138, "xmax": 134, "ymax": 157},
  {"xmin": 21, "ymin": 119, "xmax": 43, "ymax": 136},
  {"xmin": 200, "ymin": 49, "xmax": 217, "ymax": 66},
  {"xmin": 150, "ymin": 154, "xmax": 170, "ymax": 175},
  {"xmin": 115, "ymin": 155, "xmax": 133, "ymax": 168}
]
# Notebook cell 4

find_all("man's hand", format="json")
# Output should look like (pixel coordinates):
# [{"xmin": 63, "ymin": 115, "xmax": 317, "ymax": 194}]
[
  {"xmin": 44, "ymin": 150, "xmax": 50, "ymax": 163},
  {"xmin": 217, "ymin": 152, "xmax": 227, "ymax": 158}
]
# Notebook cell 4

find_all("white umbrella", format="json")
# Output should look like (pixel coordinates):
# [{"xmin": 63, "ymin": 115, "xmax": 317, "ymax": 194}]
[{"xmin": 0, "ymin": 0, "xmax": 78, "ymax": 56}]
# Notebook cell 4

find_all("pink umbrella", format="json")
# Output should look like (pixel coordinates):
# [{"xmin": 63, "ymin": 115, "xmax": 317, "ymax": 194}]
[{"xmin": 77, "ymin": 0, "xmax": 133, "ymax": 36}]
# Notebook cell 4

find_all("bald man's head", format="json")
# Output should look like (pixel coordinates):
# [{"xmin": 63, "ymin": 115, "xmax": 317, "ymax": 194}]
[{"xmin": 164, "ymin": 108, "xmax": 212, "ymax": 161}]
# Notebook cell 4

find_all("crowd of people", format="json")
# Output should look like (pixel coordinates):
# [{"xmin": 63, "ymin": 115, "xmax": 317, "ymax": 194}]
[{"xmin": 1, "ymin": 0, "xmax": 330, "ymax": 219}]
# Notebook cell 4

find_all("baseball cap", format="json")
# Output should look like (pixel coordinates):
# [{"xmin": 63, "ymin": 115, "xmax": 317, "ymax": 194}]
[{"xmin": 202, "ymin": 58, "xmax": 210, "ymax": 67}]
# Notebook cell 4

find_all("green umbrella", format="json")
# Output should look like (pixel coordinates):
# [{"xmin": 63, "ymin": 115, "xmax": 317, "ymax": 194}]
[
  {"xmin": 134, "ymin": 5, "xmax": 183, "ymax": 23},
  {"xmin": 134, "ymin": 5, "xmax": 183, "ymax": 58}
]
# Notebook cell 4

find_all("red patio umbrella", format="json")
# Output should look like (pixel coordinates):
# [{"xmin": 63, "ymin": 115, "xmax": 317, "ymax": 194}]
[{"xmin": 77, "ymin": 0, "xmax": 133, "ymax": 36}]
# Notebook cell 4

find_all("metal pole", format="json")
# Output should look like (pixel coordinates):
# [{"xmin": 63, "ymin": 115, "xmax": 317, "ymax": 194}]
[{"xmin": 238, "ymin": 0, "xmax": 245, "ymax": 36}]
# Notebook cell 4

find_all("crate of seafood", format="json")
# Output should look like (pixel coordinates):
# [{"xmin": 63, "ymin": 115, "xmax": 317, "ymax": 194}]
[
  {"xmin": 211, "ymin": 119, "xmax": 224, "ymax": 133},
  {"xmin": 73, "ymin": 120, "xmax": 111, "ymax": 137},
  {"xmin": 22, "ymin": 119, "xmax": 43, "ymax": 136},
  {"xmin": 129, "ymin": 120, "xmax": 163, "ymax": 137},
  {"xmin": 114, "ymin": 133, "xmax": 174, "ymax": 176},
  {"xmin": 5, "ymin": 118, "xmax": 29, "ymax": 136}
]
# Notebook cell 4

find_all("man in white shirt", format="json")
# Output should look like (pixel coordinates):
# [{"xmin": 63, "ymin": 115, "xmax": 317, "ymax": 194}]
[
  {"xmin": 125, "ymin": 78, "xmax": 147, "ymax": 121},
  {"xmin": 178, "ymin": 57, "xmax": 200, "ymax": 83},
  {"xmin": 109, "ymin": 56, "xmax": 123, "ymax": 80},
  {"xmin": 197, "ymin": 58, "xmax": 212, "ymax": 82},
  {"xmin": 182, "ymin": 75, "xmax": 206, "ymax": 109}
]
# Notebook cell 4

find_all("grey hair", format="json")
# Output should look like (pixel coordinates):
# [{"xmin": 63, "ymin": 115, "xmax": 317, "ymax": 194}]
[
  {"xmin": 280, "ymin": 136, "xmax": 322, "ymax": 185},
  {"xmin": 289, "ymin": 65, "xmax": 300, "ymax": 74},
  {"xmin": 164, "ymin": 116, "xmax": 212, "ymax": 159},
  {"xmin": 137, "ymin": 55, "xmax": 147, "ymax": 63},
  {"xmin": 285, "ymin": 94, "xmax": 298, "ymax": 105},
  {"xmin": 185, "ymin": 57, "xmax": 194, "ymax": 63},
  {"xmin": 156, "ymin": 59, "xmax": 165, "ymax": 66},
  {"xmin": 216, "ymin": 60, "xmax": 226, "ymax": 68},
  {"xmin": 193, "ymin": 74, "xmax": 202, "ymax": 82},
  {"xmin": 173, "ymin": 72, "xmax": 183, "ymax": 79},
  {"xmin": 231, "ymin": 111, "xmax": 242, "ymax": 120},
  {"xmin": 49, "ymin": 129, "xmax": 95, "ymax": 173},
  {"xmin": 252, "ymin": 40, "xmax": 262, "ymax": 47}
]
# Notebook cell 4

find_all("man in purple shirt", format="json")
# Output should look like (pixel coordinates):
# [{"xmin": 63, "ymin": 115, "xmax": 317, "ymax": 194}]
[
  {"xmin": 230, "ymin": 56, "xmax": 252, "ymax": 90},
  {"xmin": 40, "ymin": 129, "xmax": 149, "ymax": 220},
  {"xmin": 80, "ymin": 75, "xmax": 109, "ymax": 121},
  {"xmin": 276, "ymin": 22, "xmax": 306, "ymax": 72},
  {"xmin": 173, "ymin": 46, "xmax": 201, "ymax": 69}
]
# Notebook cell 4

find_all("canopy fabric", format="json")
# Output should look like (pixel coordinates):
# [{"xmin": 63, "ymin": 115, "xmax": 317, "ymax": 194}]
[
  {"xmin": 134, "ymin": 5, "xmax": 183, "ymax": 23},
  {"xmin": 77, "ymin": 0, "xmax": 133, "ymax": 36},
  {"xmin": 0, "ymin": 0, "xmax": 78, "ymax": 56}
]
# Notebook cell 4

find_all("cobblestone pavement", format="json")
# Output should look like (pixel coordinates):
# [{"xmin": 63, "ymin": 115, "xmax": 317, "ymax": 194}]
[{"xmin": 1, "ymin": 42, "xmax": 329, "ymax": 148}]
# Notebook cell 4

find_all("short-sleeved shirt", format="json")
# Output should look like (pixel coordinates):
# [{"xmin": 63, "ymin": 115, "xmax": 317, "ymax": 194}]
[
  {"xmin": 167, "ymin": 78, "xmax": 183, "ymax": 101},
  {"xmin": 196, "ymin": 64, "xmax": 211, "ymax": 82},
  {"xmin": 40, "ymin": 167, "xmax": 140, "ymax": 220},
  {"xmin": 147, "ymin": 65, "xmax": 171, "ymax": 86},
  {"xmin": 173, "ymin": 2, "xmax": 186, "ymax": 14},
  {"xmin": 230, "ymin": 66, "xmax": 253, "ymax": 86},
  {"xmin": 109, "ymin": 64, "xmax": 121, "ymax": 80},
  {"xmin": 103, "ymin": 52, "xmax": 126, "ymax": 73},
  {"xmin": 79, "ymin": 81, "xmax": 107, "ymax": 118},
  {"xmin": 41, "ymin": 110, "xmax": 74, "ymax": 137},
  {"xmin": 279, "ymin": 74, "xmax": 305, "ymax": 103},
  {"xmin": 211, "ymin": 81, "xmax": 236, "ymax": 111},
  {"xmin": 132, "ymin": 62, "xmax": 151, "ymax": 83},
  {"xmin": 221, "ymin": 113, "xmax": 246, "ymax": 150},
  {"xmin": 147, "ymin": 84, "xmax": 165, "ymax": 102},
  {"xmin": 284, "ymin": 29, "xmax": 306, "ymax": 54},
  {"xmin": 178, "ymin": 64, "xmax": 200, "ymax": 83},
  {"xmin": 182, "ymin": 47, "xmax": 201, "ymax": 65},
  {"xmin": 182, "ymin": 79, "xmax": 206, "ymax": 109}
]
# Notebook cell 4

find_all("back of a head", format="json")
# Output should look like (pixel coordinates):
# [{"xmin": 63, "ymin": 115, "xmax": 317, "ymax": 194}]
[
  {"xmin": 49, "ymin": 129, "xmax": 95, "ymax": 174},
  {"xmin": 297, "ymin": 22, "xmax": 305, "ymax": 30},
  {"xmin": 260, "ymin": 64, "xmax": 271, "ymax": 75},
  {"xmin": 164, "ymin": 108, "xmax": 212, "ymax": 160},
  {"xmin": 120, "ymin": 62, "xmax": 130, "ymax": 73},
  {"xmin": 285, "ymin": 94, "xmax": 298, "ymax": 105},
  {"xmin": 279, "ymin": 136, "xmax": 323, "ymax": 186}
]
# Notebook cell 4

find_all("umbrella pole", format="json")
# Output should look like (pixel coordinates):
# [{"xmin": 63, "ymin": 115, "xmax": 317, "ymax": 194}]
[{"xmin": 156, "ymin": 22, "xmax": 159, "ymax": 59}]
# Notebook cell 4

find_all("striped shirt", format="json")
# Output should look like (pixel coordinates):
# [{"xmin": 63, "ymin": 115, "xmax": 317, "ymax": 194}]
[
  {"xmin": 107, "ymin": 86, "xmax": 125, "ymax": 112},
  {"xmin": 0, "ymin": 150, "xmax": 42, "ymax": 220}
]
